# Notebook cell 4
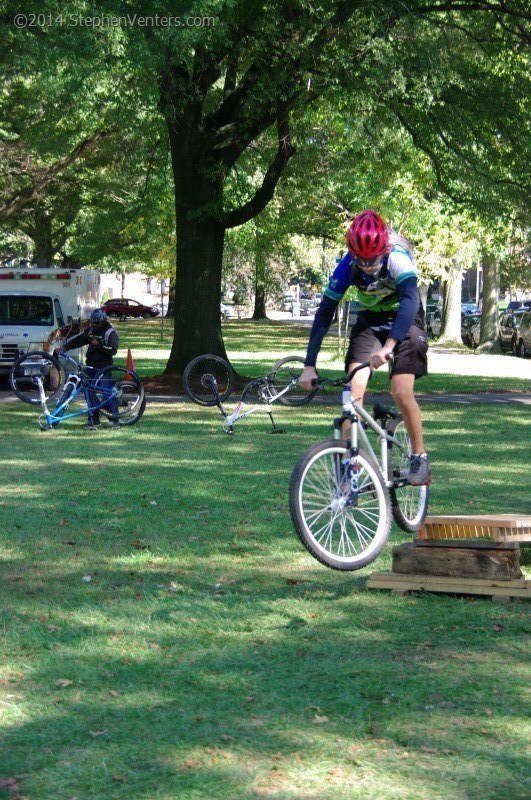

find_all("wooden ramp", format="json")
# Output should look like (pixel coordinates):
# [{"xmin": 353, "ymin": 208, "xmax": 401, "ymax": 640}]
[
  {"xmin": 366, "ymin": 514, "xmax": 531, "ymax": 601},
  {"xmin": 418, "ymin": 514, "xmax": 531, "ymax": 543},
  {"xmin": 366, "ymin": 571, "xmax": 530, "ymax": 601}
]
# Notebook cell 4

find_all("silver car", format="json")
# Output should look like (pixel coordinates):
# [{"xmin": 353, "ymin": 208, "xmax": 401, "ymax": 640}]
[
  {"xmin": 514, "ymin": 310, "xmax": 531, "ymax": 358},
  {"xmin": 498, "ymin": 309, "xmax": 526, "ymax": 354}
]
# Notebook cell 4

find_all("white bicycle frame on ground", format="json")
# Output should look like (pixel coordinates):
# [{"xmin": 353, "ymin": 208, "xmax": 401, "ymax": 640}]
[{"xmin": 220, "ymin": 376, "xmax": 297, "ymax": 434}]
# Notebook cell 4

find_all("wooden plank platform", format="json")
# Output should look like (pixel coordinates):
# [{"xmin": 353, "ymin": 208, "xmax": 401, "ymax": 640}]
[
  {"xmin": 419, "ymin": 514, "xmax": 531, "ymax": 543},
  {"xmin": 366, "ymin": 571, "xmax": 531, "ymax": 600}
]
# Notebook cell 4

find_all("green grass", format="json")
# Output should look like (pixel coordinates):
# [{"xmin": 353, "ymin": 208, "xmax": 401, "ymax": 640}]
[
  {"xmin": 0, "ymin": 321, "xmax": 530, "ymax": 800},
  {"xmin": 115, "ymin": 318, "xmax": 531, "ymax": 395}
]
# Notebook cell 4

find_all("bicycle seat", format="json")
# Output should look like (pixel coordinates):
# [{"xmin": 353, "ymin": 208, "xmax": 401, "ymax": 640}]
[{"xmin": 372, "ymin": 403, "xmax": 398, "ymax": 422}]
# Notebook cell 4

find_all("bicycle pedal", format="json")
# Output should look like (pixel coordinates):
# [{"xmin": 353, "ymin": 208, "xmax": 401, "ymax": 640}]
[{"xmin": 269, "ymin": 428, "xmax": 286, "ymax": 434}]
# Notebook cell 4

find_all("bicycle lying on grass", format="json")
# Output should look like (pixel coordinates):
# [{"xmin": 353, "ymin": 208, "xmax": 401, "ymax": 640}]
[
  {"xmin": 289, "ymin": 362, "xmax": 429, "ymax": 571},
  {"xmin": 9, "ymin": 351, "xmax": 146, "ymax": 430},
  {"xmin": 183, "ymin": 354, "xmax": 317, "ymax": 434}
]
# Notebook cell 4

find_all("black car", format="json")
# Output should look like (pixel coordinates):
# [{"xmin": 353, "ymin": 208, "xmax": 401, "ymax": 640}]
[
  {"xmin": 461, "ymin": 313, "xmax": 481, "ymax": 347},
  {"xmin": 499, "ymin": 309, "xmax": 527, "ymax": 354}
]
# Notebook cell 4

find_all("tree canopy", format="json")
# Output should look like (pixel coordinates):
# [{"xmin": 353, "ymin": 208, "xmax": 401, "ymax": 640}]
[{"xmin": 1, "ymin": 1, "xmax": 529, "ymax": 371}]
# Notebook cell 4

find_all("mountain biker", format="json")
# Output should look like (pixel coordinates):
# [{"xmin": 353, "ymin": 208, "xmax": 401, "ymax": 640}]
[
  {"xmin": 298, "ymin": 209, "xmax": 431, "ymax": 485},
  {"xmin": 56, "ymin": 308, "xmax": 120, "ymax": 429}
]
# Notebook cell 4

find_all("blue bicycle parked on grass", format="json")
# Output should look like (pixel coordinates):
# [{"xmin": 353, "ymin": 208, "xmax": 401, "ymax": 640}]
[{"xmin": 9, "ymin": 351, "xmax": 146, "ymax": 430}]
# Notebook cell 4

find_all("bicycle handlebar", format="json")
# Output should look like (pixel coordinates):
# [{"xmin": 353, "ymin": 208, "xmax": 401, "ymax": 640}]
[{"xmin": 312, "ymin": 361, "xmax": 372, "ymax": 388}]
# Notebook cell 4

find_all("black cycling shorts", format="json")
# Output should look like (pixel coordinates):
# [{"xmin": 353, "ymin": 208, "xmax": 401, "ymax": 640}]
[{"xmin": 345, "ymin": 320, "xmax": 428, "ymax": 379}]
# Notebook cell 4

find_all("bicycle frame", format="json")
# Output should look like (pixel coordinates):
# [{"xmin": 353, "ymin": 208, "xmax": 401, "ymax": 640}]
[
  {"xmin": 216, "ymin": 375, "xmax": 298, "ymax": 434},
  {"xmin": 334, "ymin": 394, "xmax": 406, "ymax": 488},
  {"xmin": 35, "ymin": 358, "xmax": 120, "ymax": 429}
]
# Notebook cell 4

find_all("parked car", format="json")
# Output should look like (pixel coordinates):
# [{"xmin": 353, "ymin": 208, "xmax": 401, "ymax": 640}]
[
  {"xmin": 300, "ymin": 299, "xmax": 319, "ymax": 316},
  {"xmin": 498, "ymin": 309, "xmax": 527, "ymax": 354},
  {"xmin": 461, "ymin": 313, "xmax": 482, "ymax": 348},
  {"xmin": 427, "ymin": 309, "xmax": 442, "ymax": 338},
  {"xmin": 283, "ymin": 293, "xmax": 295, "ymax": 311},
  {"xmin": 506, "ymin": 299, "xmax": 531, "ymax": 311},
  {"xmin": 102, "ymin": 298, "xmax": 160, "ymax": 319},
  {"xmin": 461, "ymin": 302, "xmax": 480, "ymax": 315},
  {"xmin": 220, "ymin": 303, "xmax": 239, "ymax": 320},
  {"xmin": 514, "ymin": 310, "xmax": 531, "ymax": 358}
]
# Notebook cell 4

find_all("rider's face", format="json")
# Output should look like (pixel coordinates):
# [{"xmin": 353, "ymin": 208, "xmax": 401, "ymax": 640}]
[{"xmin": 358, "ymin": 257, "xmax": 383, "ymax": 274}]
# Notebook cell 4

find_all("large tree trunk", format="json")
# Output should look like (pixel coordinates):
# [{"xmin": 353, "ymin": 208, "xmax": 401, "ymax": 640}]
[
  {"xmin": 252, "ymin": 229, "xmax": 268, "ymax": 320},
  {"xmin": 438, "ymin": 262, "xmax": 463, "ymax": 344},
  {"xmin": 31, "ymin": 208, "xmax": 59, "ymax": 267},
  {"xmin": 476, "ymin": 255, "xmax": 501, "ymax": 353},
  {"xmin": 164, "ymin": 123, "xmax": 227, "ymax": 374}
]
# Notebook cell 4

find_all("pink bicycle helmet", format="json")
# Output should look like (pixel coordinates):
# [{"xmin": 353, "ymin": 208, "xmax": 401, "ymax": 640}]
[{"xmin": 346, "ymin": 210, "xmax": 389, "ymax": 259}]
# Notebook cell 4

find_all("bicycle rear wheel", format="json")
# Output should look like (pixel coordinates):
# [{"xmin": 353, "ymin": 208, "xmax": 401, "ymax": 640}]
[
  {"xmin": 387, "ymin": 417, "xmax": 429, "ymax": 532},
  {"xmin": 93, "ymin": 365, "xmax": 146, "ymax": 425},
  {"xmin": 183, "ymin": 354, "xmax": 234, "ymax": 406},
  {"xmin": 269, "ymin": 355, "xmax": 317, "ymax": 407},
  {"xmin": 9, "ymin": 351, "xmax": 63, "ymax": 405},
  {"xmin": 290, "ymin": 440, "xmax": 392, "ymax": 571}
]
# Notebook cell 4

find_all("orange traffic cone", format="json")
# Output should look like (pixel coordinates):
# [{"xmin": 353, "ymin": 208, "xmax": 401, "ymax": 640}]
[{"xmin": 126, "ymin": 348, "xmax": 135, "ymax": 378}]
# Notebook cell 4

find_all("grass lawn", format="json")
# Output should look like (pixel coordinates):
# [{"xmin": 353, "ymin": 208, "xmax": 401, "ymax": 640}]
[
  {"xmin": 0, "ymin": 319, "xmax": 530, "ymax": 800},
  {"xmin": 117, "ymin": 318, "xmax": 531, "ymax": 395}
]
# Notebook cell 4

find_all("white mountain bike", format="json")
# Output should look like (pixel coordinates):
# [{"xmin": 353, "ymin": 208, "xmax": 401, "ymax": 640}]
[{"xmin": 289, "ymin": 362, "xmax": 430, "ymax": 570}]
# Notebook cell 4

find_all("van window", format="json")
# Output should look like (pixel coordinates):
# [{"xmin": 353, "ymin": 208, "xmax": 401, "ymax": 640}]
[{"xmin": 0, "ymin": 295, "xmax": 53, "ymax": 325}]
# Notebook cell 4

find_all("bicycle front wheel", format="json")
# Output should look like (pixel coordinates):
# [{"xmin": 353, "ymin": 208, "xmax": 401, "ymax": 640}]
[
  {"xmin": 183, "ymin": 354, "xmax": 234, "ymax": 406},
  {"xmin": 290, "ymin": 440, "xmax": 392, "ymax": 571},
  {"xmin": 9, "ymin": 351, "xmax": 63, "ymax": 405},
  {"xmin": 269, "ymin": 355, "xmax": 317, "ymax": 406},
  {"xmin": 93, "ymin": 365, "xmax": 146, "ymax": 425},
  {"xmin": 387, "ymin": 417, "xmax": 429, "ymax": 532}
]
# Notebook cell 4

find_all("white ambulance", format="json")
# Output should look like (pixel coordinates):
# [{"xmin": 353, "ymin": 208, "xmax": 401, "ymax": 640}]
[{"xmin": 0, "ymin": 267, "xmax": 100, "ymax": 373}]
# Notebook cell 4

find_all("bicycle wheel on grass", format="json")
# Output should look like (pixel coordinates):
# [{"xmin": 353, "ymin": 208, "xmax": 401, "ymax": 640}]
[
  {"xmin": 387, "ymin": 416, "xmax": 429, "ymax": 532},
  {"xmin": 183, "ymin": 354, "xmax": 234, "ymax": 406},
  {"xmin": 10, "ymin": 351, "xmax": 63, "ymax": 405},
  {"xmin": 290, "ymin": 440, "xmax": 392, "ymax": 571},
  {"xmin": 269, "ymin": 355, "xmax": 317, "ymax": 406},
  {"xmin": 93, "ymin": 365, "xmax": 146, "ymax": 425}
]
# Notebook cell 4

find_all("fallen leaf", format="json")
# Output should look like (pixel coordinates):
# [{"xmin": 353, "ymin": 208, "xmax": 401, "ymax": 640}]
[
  {"xmin": 484, "ymin": 708, "xmax": 493, "ymax": 717},
  {"xmin": 0, "ymin": 778, "xmax": 21, "ymax": 790},
  {"xmin": 420, "ymin": 746, "xmax": 439, "ymax": 754},
  {"xmin": 55, "ymin": 679, "xmax": 73, "ymax": 688},
  {"xmin": 130, "ymin": 540, "xmax": 150, "ymax": 550},
  {"xmin": 61, "ymin": 540, "xmax": 76, "ymax": 546},
  {"xmin": 313, "ymin": 714, "xmax": 329, "ymax": 724},
  {"xmin": 89, "ymin": 729, "xmax": 108, "ymax": 737},
  {"xmin": 220, "ymin": 734, "xmax": 234, "ymax": 741},
  {"xmin": 58, "ymin": 520, "xmax": 69, "ymax": 526}
]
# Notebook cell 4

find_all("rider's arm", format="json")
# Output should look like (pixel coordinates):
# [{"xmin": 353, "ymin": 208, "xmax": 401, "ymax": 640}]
[
  {"xmin": 304, "ymin": 295, "xmax": 338, "ymax": 367},
  {"xmin": 304, "ymin": 254, "xmax": 352, "ymax": 367},
  {"xmin": 99, "ymin": 329, "xmax": 119, "ymax": 358},
  {"xmin": 62, "ymin": 331, "xmax": 90, "ymax": 352},
  {"xmin": 388, "ymin": 276, "xmax": 420, "ymax": 342}
]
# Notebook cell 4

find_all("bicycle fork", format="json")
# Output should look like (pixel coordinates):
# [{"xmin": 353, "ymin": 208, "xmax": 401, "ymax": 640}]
[{"xmin": 332, "ymin": 387, "xmax": 361, "ymax": 506}]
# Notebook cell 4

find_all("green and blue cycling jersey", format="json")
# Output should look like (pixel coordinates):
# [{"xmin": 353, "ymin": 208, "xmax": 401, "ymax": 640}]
[{"xmin": 305, "ymin": 246, "xmax": 424, "ymax": 367}]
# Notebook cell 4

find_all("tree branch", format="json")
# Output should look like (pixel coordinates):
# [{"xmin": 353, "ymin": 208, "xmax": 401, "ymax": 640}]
[
  {"xmin": 223, "ymin": 107, "xmax": 295, "ymax": 229},
  {"xmin": 0, "ymin": 129, "xmax": 113, "ymax": 222}
]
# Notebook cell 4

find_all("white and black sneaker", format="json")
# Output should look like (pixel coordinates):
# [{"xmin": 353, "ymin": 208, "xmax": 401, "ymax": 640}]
[{"xmin": 407, "ymin": 453, "xmax": 431, "ymax": 486}]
